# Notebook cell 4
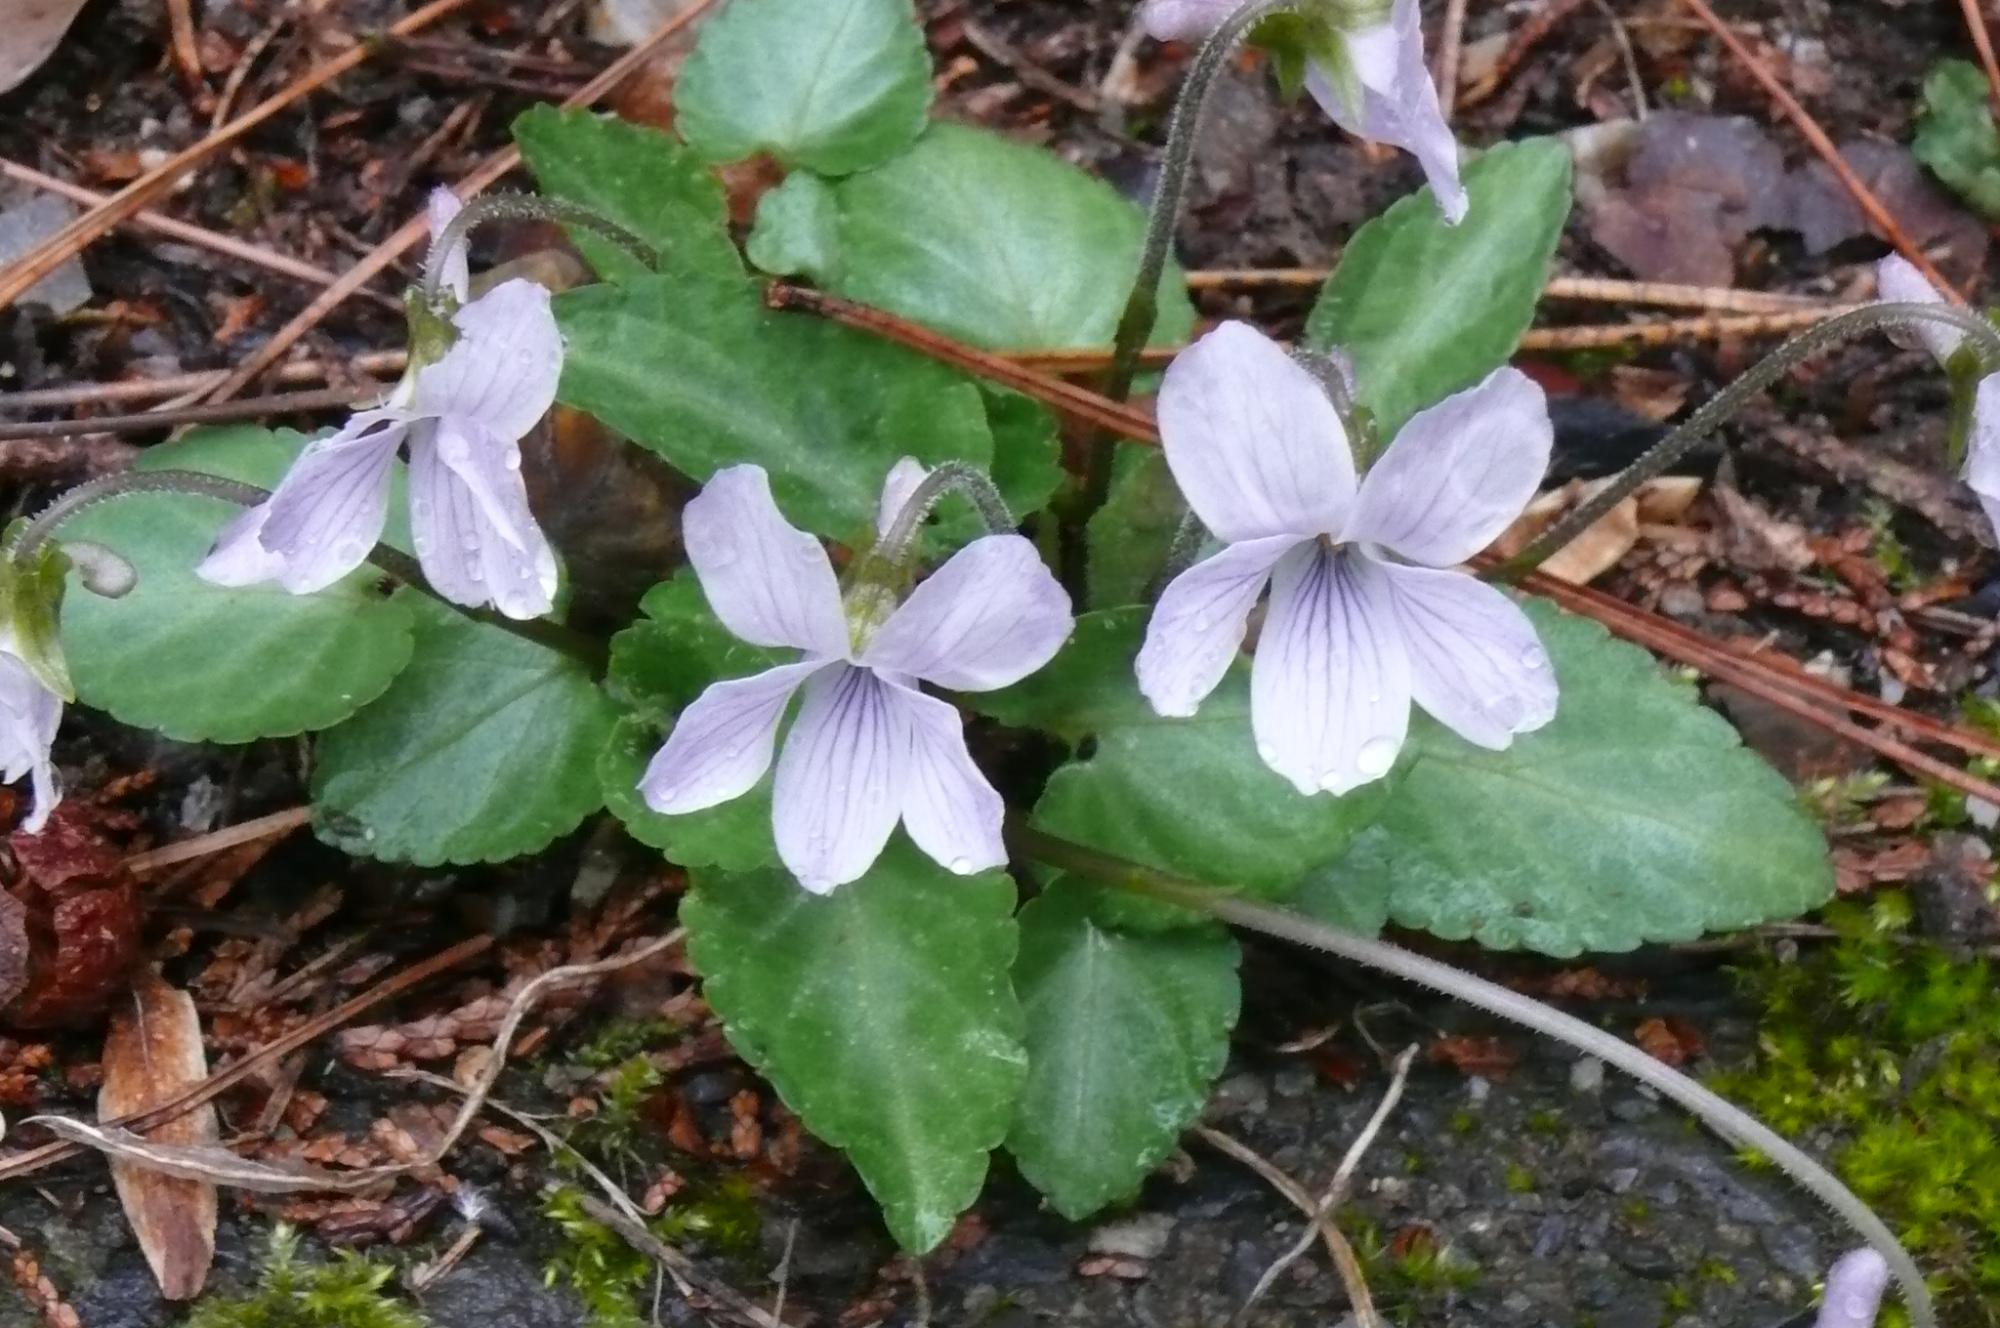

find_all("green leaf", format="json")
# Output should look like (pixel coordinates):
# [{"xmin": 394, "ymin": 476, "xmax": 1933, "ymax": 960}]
[
  {"xmin": 1085, "ymin": 446, "xmax": 1183, "ymax": 609},
  {"xmin": 1006, "ymin": 882, "xmax": 1239, "ymax": 1219},
  {"xmin": 975, "ymin": 609, "xmax": 1388, "ymax": 924},
  {"xmin": 675, "ymin": 0, "xmax": 931, "ymax": 177},
  {"xmin": 600, "ymin": 573, "xmax": 783, "ymax": 870},
  {"xmin": 683, "ymin": 843, "xmax": 1025, "ymax": 1251},
  {"xmin": 513, "ymin": 106, "xmax": 740, "ymax": 281},
  {"xmin": 1321, "ymin": 600, "xmax": 1835, "ymax": 957},
  {"xmin": 1914, "ymin": 60, "xmax": 2000, "ymax": 220},
  {"xmin": 312, "ymin": 593, "xmax": 617, "ymax": 865},
  {"xmin": 557, "ymin": 264, "xmax": 1030, "ymax": 542},
  {"xmin": 1305, "ymin": 138, "xmax": 1571, "ymax": 436},
  {"xmin": 747, "ymin": 122, "xmax": 1197, "ymax": 350},
  {"xmin": 60, "ymin": 427, "xmax": 416, "ymax": 743}
]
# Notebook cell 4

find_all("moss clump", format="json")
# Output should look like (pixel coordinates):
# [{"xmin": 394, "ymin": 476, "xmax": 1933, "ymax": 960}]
[
  {"xmin": 571, "ymin": 1017, "xmax": 679, "ymax": 1071},
  {"xmin": 188, "ymin": 1226, "xmax": 425, "ymax": 1328},
  {"xmin": 1712, "ymin": 893, "xmax": 2000, "ymax": 1325},
  {"xmin": 542, "ymin": 1189, "xmax": 656, "ymax": 1328},
  {"xmin": 1340, "ymin": 1215, "xmax": 1481, "ymax": 1324}
]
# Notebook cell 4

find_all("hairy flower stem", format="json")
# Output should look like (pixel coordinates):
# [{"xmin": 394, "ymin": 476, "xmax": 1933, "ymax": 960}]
[
  {"xmin": 1501, "ymin": 303, "xmax": 2000, "ymax": 578},
  {"xmin": 421, "ymin": 192, "xmax": 657, "ymax": 305},
  {"xmin": 8, "ymin": 471, "xmax": 605, "ymax": 668},
  {"xmin": 1078, "ymin": 0, "xmax": 1297, "ymax": 531},
  {"xmin": 1013, "ymin": 824, "xmax": 1937, "ymax": 1328},
  {"xmin": 874, "ymin": 462, "xmax": 1017, "ymax": 561}
]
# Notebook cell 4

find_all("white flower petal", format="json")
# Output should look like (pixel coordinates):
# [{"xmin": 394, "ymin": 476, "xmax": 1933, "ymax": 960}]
[
  {"xmin": 1875, "ymin": 254, "xmax": 1960, "ymax": 364},
  {"xmin": 194, "ymin": 506, "xmax": 287, "ymax": 588},
  {"xmin": 862, "ymin": 534, "xmax": 1073, "ymax": 692},
  {"xmin": 685, "ymin": 466, "xmax": 849, "ymax": 656},
  {"xmin": 1307, "ymin": 0, "xmax": 1466, "ymax": 223},
  {"xmin": 0, "ymin": 653, "xmax": 61, "ymax": 834},
  {"xmin": 1157, "ymin": 321, "xmax": 1356, "ymax": 543},
  {"xmin": 1346, "ymin": 367, "xmax": 1551, "ymax": 567},
  {"xmin": 1140, "ymin": 0, "xmax": 1240, "ymax": 40},
  {"xmin": 202, "ymin": 411, "xmax": 405, "ymax": 595},
  {"xmin": 1963, "ymin": 375, "xmax": 2000, "ymax": 529},
  {"xmin": 876, "ymin": 456, "xmax": 932, "ymax": 540},
  {"xmin": 1137, "ymin": 534, "xmax": 1297, "ymax": 717},
  {"xmin": 639, "ymin": 660, "xmax": 827, "ymax": 814},
  {"xmin": 408, "ymin": 420, "xmax": 559, "ymax": 619},
  {"xmin": 772, "ymin": 664, "xmax": 912, "ymax": 892},
  {"xmin": 427, "ymin": 188, "xmax": 470, "ymax": 303},
  {"xmin": 414, "ymin": 279, "xmax": 564, "ymax": 440},
  {"xmin": 1252, "ymin": 545, "xmax": 1410, "ymax": 796},
  {"xmin": 891, "ymin": 681, "xmax": 1007, "ymax": 876},
  {"xmin": 1814, "ymin": 1249, "xmax": 1889, "ymax": 1328},
  {"xmin": 1375, "ymin": 559, "xmax": 1557, "ymax": 749}
]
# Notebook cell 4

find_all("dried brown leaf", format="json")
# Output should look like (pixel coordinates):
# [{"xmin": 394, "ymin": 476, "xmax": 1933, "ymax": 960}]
[{"xmin": 99, "ymin": 974, "xmax": 217, "ymax": 1301}]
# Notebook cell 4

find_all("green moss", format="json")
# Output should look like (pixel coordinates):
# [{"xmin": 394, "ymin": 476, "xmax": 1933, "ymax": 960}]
[
  {"xmin": 542, "ymin": 1177, "xmax": 765, "ymax": 1326},
  {"xmin": 1341, "ymin": 1215, "xmax": 1481, "ymax": 1325},
  {"xmin": 571, "ymin": 1017, "xmax": 680, "ymax": 1070},
  {"xmin": 654, "ymin": 1174, "xmax": 762, "ymax": 1256},
  {"xmin": 188, "ymin": 1227, "xmax": 425, "ymax": 1328},
  {"xmin": 1713, "ymin": 894, "xmax": 2000, "ymax": 1322},
  {"xmin": 1504, "ymin": 1163, "xmax": 1537, "ymax": 1194}
]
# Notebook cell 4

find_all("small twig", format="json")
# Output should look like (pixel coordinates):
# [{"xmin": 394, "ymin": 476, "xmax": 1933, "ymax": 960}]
[
  {"xmin": 165, "ymin": 0, "xmax": 205, "ymax": 90},
  {"xmin": 771, "ymin": 1219, "xmax": 799, "ymax": 1325},
  {"xmin": 0, "ymin": 388, "xmax": 371, "ymax": 443},
  {"xmin": 209, "ymin": 13, "xmax": 289, "ymax": 131},
  {"xmin": 1197, "ymin": 1127, "xmax": 1382, "ymax": 1328},
  {"xmin": 0, "ymin": 159, "xmax": 392, "ymax": 305},
  {"xmin": 1961, "ymin": 0, "xmax": 2000, "ymax": 123},
  {"xmin": 123, "ymin": 806, "xmax": 312, "ymax": 877},
  {"xmin": 0, "ymin": 936, "xmax": 493, "ymax": 1184},
  {"xmin": 767, "ymin": 283, "xmax": 1162, "ymax": 443},
  {"xmin": 1518, "ymin": 307, "xmax": 1862, "ymax": 350},
  {"xmin": 961, "ymin": 19, "xmax": 1101, "ymax": 113},
  {"xmin": 202, "ymin": 0, "xmax": 721, "ymax": 403},
  {"xmin": 1185, "ymin": 267, "xmax": 1841, "ymax": 313},
  {"xmin": 570, "ymin": 1192, "xmax": 789, "ymax": 1328},
  {"xmin": 1458, "ymin": 0, "xmax": 1591, "ymax": 108},
  {"xmin": 1591, "ymin": 0, "xmax": 1650, "ymax": 119},
  {"xmin": 1435, "ymin": 0, "xmax": 1469, "ymax": 120},
  {"xmin": 0, "ymin": 0, "xmax": 484, "ymax": 313},
  {"xmin": 1232, "ymin": 1046, "xmax": 1419, "ymax": 1326},
  {"xmin": 1676, "ymin": 0, "xmax": 1965, "ymax": 303},
  {"xmin": 0, "ymin": 352, "xmax": 407, "ymax": 413}
]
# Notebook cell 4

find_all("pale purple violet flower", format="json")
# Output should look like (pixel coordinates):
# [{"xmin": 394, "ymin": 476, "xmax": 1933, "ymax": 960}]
[
  {"xmin": 1137, "ymin": 321, "xmax": 1557, "ymax": 796},
  {"xmin": 0, "ymin": 637, "xmax": 60, "ymax": 834},
  {"xmin": 1875, "ymin": 254, "xmax": 2000, "ymax": 538},
  {"xmin": 639, "ymin": 464, "xmax": 1073, "ymax": 893},
  {"xmin": 1141, "ymin": 0, "xmax": 1467, "ymax": 224},
  {"xmin": 1813, "ymin": 1249, "xmax": 1889, "ymax": 1328},
  {"xmin": 197, "ymin": 190, "xmax": 561, "ymax": 620}
]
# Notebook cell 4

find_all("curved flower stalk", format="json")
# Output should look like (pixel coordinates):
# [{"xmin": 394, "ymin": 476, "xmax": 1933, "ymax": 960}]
[
  {"xmin": 1815, "ymin": 1249, "xmax": 1890, "ymax": 1328},
  {"xmin": 197, "ymin": 190, "xmax": 561, "ymax": 621},
  {"xmin": 1138, "ymin": 321, "xmax": 1557, "ymax": 795},
  {"xmin": 1142, "ymin": 0, "xmax": 1466, "ymax": 223},
  {"xmin": 640, "ymin": 464, "xmax": 1074, "ymax": 893},
  {"xmin": 1874, "ymin": 254, "xmax": 2000, "ymax": 535}
]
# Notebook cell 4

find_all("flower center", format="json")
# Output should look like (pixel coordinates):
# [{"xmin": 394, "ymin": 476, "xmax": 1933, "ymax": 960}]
[{"xmin": 842, "ymin": 582, "xmax": 900, "ymax": 655}]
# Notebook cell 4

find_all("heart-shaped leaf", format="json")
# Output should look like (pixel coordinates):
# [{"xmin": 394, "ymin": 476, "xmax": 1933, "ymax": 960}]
[
  {"xmin": 60, "ymin": 428, "xmax": 415, "ymax": 743},
  {"xmin": 675, "ymin": 0, "xmax": 932, "ymax": 177},
  {"xmin": 312, "ymin": 593, "xmax": 617, "ymax": 866},
  {"xmin": 684, "ymin": 842, "xmax": 1025, "ymax": 1252},
  {"xmin": 1007, "ymin": 883, "xmax": 1239, "ymax": 1219}
]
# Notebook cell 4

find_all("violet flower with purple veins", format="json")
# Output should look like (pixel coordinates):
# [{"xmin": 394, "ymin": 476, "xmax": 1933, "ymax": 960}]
[
  {"xmin": 1137, "ymin": 320, "xmax": 1557, "ymax": 795},
  {"xmin": 1873, "ymin": 254, "xmax": 2000, "ymax": 537},
  {"xmin": 197, "ymin": 189, "xmax": 561, "ymax": 621},
  {"xmin": 640, "ymin": 463, "xmax": 1074, "ymax": 893},
  {"xmin": 1141, "ymin": 0, "xmax": 1467, "ymax": 223},
  {"xmin": 1815, "ymin": 1248, "xmax": 1890, "ymax": 1328}
]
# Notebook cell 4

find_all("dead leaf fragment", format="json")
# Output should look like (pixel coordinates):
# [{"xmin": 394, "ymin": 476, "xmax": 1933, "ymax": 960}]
[
  {"xmin": 99, "ymin": 974, "xmax": 217, "ymax": 1301},
  {"xmin": 0, "ymin": 0, "xmax": 91, "ymax": 94}
]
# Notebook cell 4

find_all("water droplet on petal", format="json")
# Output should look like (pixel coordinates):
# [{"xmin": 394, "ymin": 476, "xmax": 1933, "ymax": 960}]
[
  {"xmin": 413, "ymin": 535, "xmax": 431, "ymax": 556},
  {"xmin": 1355, "ymin": 736, "xmax": 1399, "ymax": 778},
  {"xmin": 333, "ymin": 537, "xmax": 366, "ymax": 564},
  {"xmin": 504, "ymin": 450, "xmax": 522, "ymax": 472},
  {"xmin": 1519, "ymin": 644, "xmax": 1548, "ymax": 670},
  {"xmin": 948, "ymin": 856, "xmax": 975, "ymax": 875},
  {"xmin": 461, "ymin": 533, "xmax": 481, "ymax": 552},
  {"xmin": 412, "ymin": 499, "xmax": 433, "ymax": 521},
  {"xmin": 652, "ymin": 782, "xmax": 677, "ymax": 803},
  {"xmin": 1256, "ymin": 743, "xmax": 1278, "ymax": 764},
  {"xmin": 441, "ymin": 436, "xmax": 470, "ymax": 465},
  {"xmin": 1192, "ymin": 612, "xmax": 1215, "ymax": 631}
]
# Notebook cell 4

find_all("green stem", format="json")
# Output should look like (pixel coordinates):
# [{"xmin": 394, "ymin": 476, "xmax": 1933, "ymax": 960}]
[
  {"xmin": 1501, "ymin": 303, "xmax": 2000, "ymax": 578},
  {"xmin": 1012, "ymin": 825, "xmax": 1937, "ymax": 1328},
  {"xmin": 874, "ymin": 461, "xmax": 1016, "ymax": 562},
  {"xmin": 423, "ymin": 192, "xmax": 658, "ymax": 304},
  {"xmin": 10, "ymin": 470, "xmax": 606, "ymax": 669}
]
